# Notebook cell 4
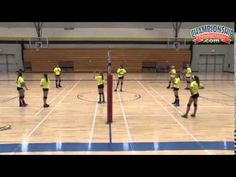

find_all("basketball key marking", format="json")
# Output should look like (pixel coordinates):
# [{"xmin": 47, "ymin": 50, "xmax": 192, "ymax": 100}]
[{"xmin": 77, "ymin": 91, "xmax": 141, "ymax": 103}]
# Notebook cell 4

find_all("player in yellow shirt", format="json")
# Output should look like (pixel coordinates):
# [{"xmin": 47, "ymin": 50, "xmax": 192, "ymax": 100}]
[
  {"xmin": 40, "ymin": 73, "xmax": 50, "ymax": 108},
  {"xmin": 167, "ymin": 65, "xmax": 176, "ymax": 89},
  {"xmin": 95, "ymin": 72, "xmax": 105, "ymax": 104},
  {"xmin": 184, "ymin": 64, "xmax": 192, "ymax": 90},
  {"xmin": 172, "ymin": 73, "xmax": 181, "ymax": 107},
  {"xmin": 54, "ymin": 65, "xmax": 62, "ymax": 88},
  {"xmin": 114, "ymin": 65, "xmax": 127, "ymax": 92},
  {"xmin": 182, "ymin": 75, "xmax": 200, "ymax": 118},
  {"xmin": 16, "ymin": 72, "xmax": 28, "ymax": 107}
]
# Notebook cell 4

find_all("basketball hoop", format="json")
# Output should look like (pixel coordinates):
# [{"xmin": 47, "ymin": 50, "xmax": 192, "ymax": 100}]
[
  {"xmin": 173, "ymin": 42, "xmax": 180, "ymax": 51},
  {"xmin": 29, "ymin": 37, "xmax": 48, "ymax": 50}
]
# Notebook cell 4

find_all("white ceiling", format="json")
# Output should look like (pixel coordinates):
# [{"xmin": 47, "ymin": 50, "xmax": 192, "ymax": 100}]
[{"xmin": 0, "ymin": 22, "xmax": 234, "ymax": 29}]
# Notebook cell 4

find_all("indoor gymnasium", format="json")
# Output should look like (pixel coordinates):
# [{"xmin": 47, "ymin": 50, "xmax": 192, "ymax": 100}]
[{"xmin": 0, "ymin": 22, "xmax": 234, "ymax": 155}]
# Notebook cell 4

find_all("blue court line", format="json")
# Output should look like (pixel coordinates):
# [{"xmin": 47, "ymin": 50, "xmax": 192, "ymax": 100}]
[{"xmin": 0, "ymin": 141, "xmax": 234, "ymax": 153}]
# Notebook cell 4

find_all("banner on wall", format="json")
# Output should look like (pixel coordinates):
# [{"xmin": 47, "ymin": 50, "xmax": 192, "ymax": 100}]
[{"xmin": 191, "ymin": 25, "xmax": 234, "ymax": 44}]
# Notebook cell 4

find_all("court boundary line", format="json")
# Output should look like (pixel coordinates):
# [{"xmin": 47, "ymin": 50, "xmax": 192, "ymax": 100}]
[
  {"xmin": 150, "ymin": 86, "xmax": 184, "ymax": 115},
  {"xmin": 137, "ymin": 81, "xmax": 212, "ymax": 155},
  {"xmin": 117, "ymin": 90, "xmax": 135, "ymax": 153},
  {"xmin": 0, "ymin": 141, "xmax": 234, "ymax": 154},
  {"xmin": 87, "ymin": 102, "xmax": 98, "ymax": 152},
  {"xmin": 117, "ymin": 91, "xmax": 133, "ymax": 143},
  {"xmin": 150, "ymin": 86, "xmax": 233, "ymax": 111},
  {"xmin": 114, "ymin": 74, "xmax": 134, "ymax": 153},
  {"xmin": 34, "ymin": 87, "xmax": 67, "ymax": 116},
  {"xmin": 10, "ymin": 81, "xmax": 80, "ymax": 155}
]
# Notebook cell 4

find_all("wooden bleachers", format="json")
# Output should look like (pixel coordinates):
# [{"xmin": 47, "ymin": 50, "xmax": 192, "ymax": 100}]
[
  {"xmin": 24, "ymin": 48, "xmax": 191, "ymax": 72},
  {"xmin": 142, "ymin": 61, "xmax": 157, "ymax": 72}
]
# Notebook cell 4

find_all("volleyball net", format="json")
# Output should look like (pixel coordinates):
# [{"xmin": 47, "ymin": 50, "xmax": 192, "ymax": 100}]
[{"xmin": 107, "ymin": 50, "xmax": 113, "ymax": 124}]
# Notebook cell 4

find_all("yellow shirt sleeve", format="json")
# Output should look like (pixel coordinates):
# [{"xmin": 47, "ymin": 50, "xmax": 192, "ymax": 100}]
[
  {"xmin": 40, "ymin": 78, "xmax": 44, "ymax": 87},
  {"xmin": 19, "ymin": 77, "xmax": 24, "ymax": 84}
]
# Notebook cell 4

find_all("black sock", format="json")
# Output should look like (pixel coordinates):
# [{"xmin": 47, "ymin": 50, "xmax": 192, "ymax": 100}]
[
  {"xmin": 167, "ymin": 81, "xmax": 171, "ymax": 87},
  {"xmin": 176, "ymin": 99, "xmax": 179, "ymax": 104},
  {"xmin": 99, "ymin": 94, "xmax": 101, "ymax": 102}
]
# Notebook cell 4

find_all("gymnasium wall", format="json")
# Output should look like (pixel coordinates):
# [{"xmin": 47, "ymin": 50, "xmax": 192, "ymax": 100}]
[
  {"xmin": 0, "ymin": 43, "xmax": 233, "ymax": 73},
  {"xmin": 24, "ymin": 43, "xmax": 191, "ymax": 48},
  {"xmin": 0, "ymin": 21, "xmax": 234, "ymax": 39},
  {"xmin": 0, "ymin": 44, "xmax": 23, "ymax": 72},
  {"xmin": 191, "ymin": 44, "xmax": 234, "ymax": 72},
  {"xmin": 0, "ymin": 28, "xmax": 193, "ymax": 39},
  {"xmin": 23, "ymin": 48, "xmax": 191, "ymax": 73}
]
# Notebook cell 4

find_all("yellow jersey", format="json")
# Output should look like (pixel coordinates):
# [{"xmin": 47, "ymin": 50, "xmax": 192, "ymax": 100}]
[
  {"xmin": 16, "ymin": 76, "xmax": 24, "ymax": 88},
  {"xmin": 117, "ymin": 68, "xmax": 126, "ymax": 78},
  {"xmin": 54, "ymin": 67, "xmax": 61, "ymax": 75},
  {"xmin": 170, "ymin": 69, "xmax": 176, "ymax": 78},
  {"xmin": 173, "ymin": 77, "xmax": 181, "ymax": 89},
  {"xmin": 190, "ymin": 81, "xmax": 199, "ymax": 95},
  {"xmin": 185, "ymin": 67, "xmax": 192, "ymax": 78},
  {"xmin": 40, "ymin": 78, "xmax": 50, "ymax": 89},
  {"xmin": 95, "ymin": 76, "xmax": 104, "ymax": 86}
]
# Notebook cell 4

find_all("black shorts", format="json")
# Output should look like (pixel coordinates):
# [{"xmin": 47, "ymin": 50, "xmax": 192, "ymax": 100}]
[
  {"xmin": 43, "ymin": 88, "xmax": 49, "ymax": 91},
  {"xmin": 191, "ymin": 93, "xmax": 199, "ymax": 99},
  {"xmin": 173, "ymin": 88, "xmax": 179, "ymax": 91},
  {"xmin": 98, "ymin": 84, "xmax": 104, "ymax": 89},
  {"xmin": 186, "ymin": 77, "xmax": 191, "ymax": 81},
  {"xmin": 17, "ymin": 87, "xmax": 23, "ymax": 91},
  {"xmin": 118, "ymin": 76, "xmax": 124, "ymax": 80}
]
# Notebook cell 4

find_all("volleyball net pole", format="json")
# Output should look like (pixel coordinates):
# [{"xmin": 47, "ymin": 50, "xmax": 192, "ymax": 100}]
[{"xmin": 107, "ymin": 50, "xmax": 113, "ymax": 124}]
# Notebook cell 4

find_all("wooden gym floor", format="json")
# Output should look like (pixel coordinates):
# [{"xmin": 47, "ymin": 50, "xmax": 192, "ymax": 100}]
[{"xmin": 0, "ymin": 72, "xmax": 234, "ymax": 155}]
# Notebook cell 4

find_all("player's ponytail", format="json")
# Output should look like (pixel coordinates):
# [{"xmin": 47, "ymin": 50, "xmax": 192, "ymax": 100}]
[
  {"xmin": 44, "ymin": 73, "xmax": 48, "ymax": 82},
  {"xmin": 100, "ymin": 72, "xmax": 104, "ymax": 80},
  {"xmin": 194, "ymin": 75, "xmax": 200, "ymax": 87},
  {"xmin": 16, "ymin": 72, "xmax": 22, "ymax": 83}
]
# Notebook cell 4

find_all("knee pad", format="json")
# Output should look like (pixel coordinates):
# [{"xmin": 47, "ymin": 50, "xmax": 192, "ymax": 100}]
[
  {"xmin": 194, "ymin": 103, "xmax": 197, "ymax": 107},
  {"xmin": 187, "ymin": 104, "xmax": 191, "ymax": 107},
  {"xmin": 59, "ymin": 80, "xmax": 61, "ymax": 82},
  {"xmin": 175, "ymin": 96, "xmax": 179, "ymax": 99},
  {"xmin": 19, "ymin": 96, "xmax": 24, "ymax": 99},
  {"xmin": 44, "ymin": 96, "xmax": 47, "ymax": 99},
  {"xmin": 187, "ymin": 81, "xmax": 190, "ymax": 83}
]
